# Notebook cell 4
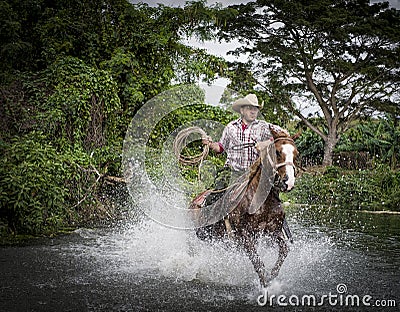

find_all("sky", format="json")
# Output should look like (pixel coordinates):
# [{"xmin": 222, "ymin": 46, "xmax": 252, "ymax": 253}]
[{"xmin": 130, "ymin": 0, "xmax": 252, "ymax": 7}]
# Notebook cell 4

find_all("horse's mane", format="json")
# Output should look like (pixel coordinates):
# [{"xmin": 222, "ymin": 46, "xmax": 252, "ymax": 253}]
[
  {"xmin": 248, "ymin": 138, "xmax": 277, "ymax": 181},
  {"xmin": 245, "ymin": 130, "xmax": 296, "ymax": 211},
  {"xmin": 248, "ymin": 157, "xmax": 262, "ymax": 181},
  {"xmin": 237, "ymin": 139, "xmax": 278, "ymax": 214}
]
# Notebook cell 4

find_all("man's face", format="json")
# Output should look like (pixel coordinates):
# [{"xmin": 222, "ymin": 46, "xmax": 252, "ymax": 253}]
[{"xmin": 240, "ymin": 105, "xmax": 259, "ymax": 123}]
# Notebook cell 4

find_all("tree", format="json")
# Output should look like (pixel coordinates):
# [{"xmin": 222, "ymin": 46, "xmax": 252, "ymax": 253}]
[
  {"xmin": 0, "ymin": 0, "xmax": 229, "ymax": 234},
  {"xmin": 216, "ymin": 0, "xmax": 400, "ymax": 165},
  {"xmin": 1, "ymin": 0, "xmax": 227, "ymax": 117}
]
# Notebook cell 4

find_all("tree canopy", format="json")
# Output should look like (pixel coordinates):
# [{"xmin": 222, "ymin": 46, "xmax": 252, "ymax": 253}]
[
  {"xmin": 215, "ymin": 0, "xmax": 400, "ymax": 165},
  {"xmin": 0, "ymin": 0, "xmax": 227, "ymax": 234}
]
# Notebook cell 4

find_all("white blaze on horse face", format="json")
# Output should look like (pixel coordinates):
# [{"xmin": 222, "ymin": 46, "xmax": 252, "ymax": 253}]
[{"xmin": 281, "ymin": 143, "xmax": 295, "ymax": 191}]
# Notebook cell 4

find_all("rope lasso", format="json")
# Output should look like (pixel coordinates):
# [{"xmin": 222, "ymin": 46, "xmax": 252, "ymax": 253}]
[{"xmin": 173, "ymin": 126, "xmax": 209, "ymax": 166}]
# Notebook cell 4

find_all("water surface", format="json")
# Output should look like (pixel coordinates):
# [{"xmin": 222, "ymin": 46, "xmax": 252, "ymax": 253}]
[{"xmin": 1, "ymin": 205, "xmax": 399, "ymax": 311}]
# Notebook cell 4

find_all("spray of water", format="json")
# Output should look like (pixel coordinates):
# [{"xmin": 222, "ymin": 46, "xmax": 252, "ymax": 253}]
[{"xmin": 67, "ymin": 194, "xmax": 336, "ymax": 301}]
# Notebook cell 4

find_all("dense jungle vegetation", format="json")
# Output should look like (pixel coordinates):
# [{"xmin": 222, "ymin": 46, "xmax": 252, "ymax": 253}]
[{"xmin": 1, "ymin": 0, "xmax": 399, "ymax": 236}]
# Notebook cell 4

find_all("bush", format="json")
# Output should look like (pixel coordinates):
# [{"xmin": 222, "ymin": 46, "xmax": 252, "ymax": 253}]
[
  {"xmin": 0, "ymin": 133, "xmax": 69, "ymax": 234},
  {"xmin": 294, "ymin": 128, "xmax": 324, "ymax": 167},
  {"xmin": 288, "ymin": 166, "xmax": 400, "ymax": 211},
  {"xmin": 0, "ymin": 131, "xmax": 114, "ymax": 235}
]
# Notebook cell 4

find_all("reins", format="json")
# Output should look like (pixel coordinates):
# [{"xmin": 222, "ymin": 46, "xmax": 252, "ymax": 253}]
[
  {"xmin": 174, "ymin": 127, "xmax": 298, "ymax": 180},
  {"xmin": 273, "ymin": 137, "xmax": 295, "ymax": 144},
  {"xmin": 275, "ymin": 161, "xmax": 296, "ymax": 171},
  {"xmin": 231, "ymin": 142, "xmax": 256, "ymax": 150}
]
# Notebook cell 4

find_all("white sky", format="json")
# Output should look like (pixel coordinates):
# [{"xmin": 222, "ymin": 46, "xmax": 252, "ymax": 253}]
[{"xmin": 130, "ymin": 0, "xmax": 252, "ymax": 7}]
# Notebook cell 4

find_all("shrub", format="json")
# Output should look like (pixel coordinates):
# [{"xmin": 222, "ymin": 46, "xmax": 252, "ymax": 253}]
[
  {"xmin": 288, "ymin": 166, "xmax": 400, "ymax": 211},
  {"xmin": 0, "ymin": 133, "xmax": 69, "ymax": 234},
  {"xmin": 0, "ymin": 131, "xmax": 112, "ymax": 234}
]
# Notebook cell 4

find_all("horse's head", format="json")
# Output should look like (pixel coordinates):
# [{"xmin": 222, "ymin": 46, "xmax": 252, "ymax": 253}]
[{"xmin": 270, "ymin": 128, "xmax": 299, "ymax": 191}]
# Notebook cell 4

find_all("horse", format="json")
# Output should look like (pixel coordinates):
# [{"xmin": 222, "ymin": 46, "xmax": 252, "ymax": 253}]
[{"xmin": 188, "ymin": 128, "xmax": 299, "ymax": 288}]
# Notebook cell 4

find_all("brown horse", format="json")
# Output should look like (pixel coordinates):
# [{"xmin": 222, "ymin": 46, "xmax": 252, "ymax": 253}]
[{"xmin": 189, "ymin": 128, "xmax": 299, "ymax": 288}]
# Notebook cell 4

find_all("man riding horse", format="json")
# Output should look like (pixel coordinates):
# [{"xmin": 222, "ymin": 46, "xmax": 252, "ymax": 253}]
[{"xmin": 200, "ymin": 93, "xmax": 293, "ymax": 241}]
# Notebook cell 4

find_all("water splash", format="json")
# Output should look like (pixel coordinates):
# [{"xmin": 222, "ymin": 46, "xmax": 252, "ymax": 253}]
[
  {"xmin": 57, "ymin": 194, "xmax": 400, "ymax": 311},
  {"xmin": 66, "ymin": 197, "xmax": 337, "ymax": 297}
]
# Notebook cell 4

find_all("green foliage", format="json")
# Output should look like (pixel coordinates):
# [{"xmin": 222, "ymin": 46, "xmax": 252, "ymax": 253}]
[
  {"xmin": 290, "ymin": 118, "xmax": 327, "ymax": 166},
  {"xmin": 216, "ymin": 0, "xmax": 400, "ymax": 165},
  {"xmin": 293, "ymin": 116, "xmax": 400, "ymax": 169},
  {"xmin": 0, "ymin": 133, "xmax": 68, "ymax": 234},
  {"xmin": 0, "ymin": 0, "xmax": 232, "ymax": 235},
  {"xmin": 0, "ymin": 0, "xmax": 43, "ymax": 81},
  {"xmin": 45, "ymin": 57, "xmax": 121, "ymax": 146},
  {"xmin": 336, "ymin": 116, "xmax": 400, "ymax": 168},
  {"xmin": 295, "ymin": 129, "xmax": 325, "ymax": 166},
  {"xmin": 0, "ymin": 130, "xmax": 118, "ymax": 234},
  {"xmin": 288, "ymin": 166, "xmax": 400, "ymax": 211},
  {"xmin": 23, "ymin": 57, "xmax": 123, "ymax": 175},
  {"xmin": 0, "ymin": 57, "xmax": 124, "ymax": 234}
]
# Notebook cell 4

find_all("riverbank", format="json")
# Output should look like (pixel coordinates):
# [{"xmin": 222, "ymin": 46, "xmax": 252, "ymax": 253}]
[{"xmin": 284, "ymin": 165, "xmax": 400, "ymax": 212}]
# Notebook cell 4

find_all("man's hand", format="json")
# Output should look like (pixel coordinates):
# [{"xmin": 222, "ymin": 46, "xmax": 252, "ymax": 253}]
[
  {"xmin": 202, "ymin": 136, "xmax": 213, "ymax": 146},
  {"xmin": 202, "ymin": 136, "xmax": 222, "ymax": 153}
]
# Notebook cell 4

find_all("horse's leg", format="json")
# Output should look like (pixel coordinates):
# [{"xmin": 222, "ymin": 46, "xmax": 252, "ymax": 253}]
[
  {"xmin": 242, "ymin": 236, "xmax": 268, "ymax": 288},
  {"xmin": 270, "ymin": 234, "xmax": 288, "ymax": 279}
]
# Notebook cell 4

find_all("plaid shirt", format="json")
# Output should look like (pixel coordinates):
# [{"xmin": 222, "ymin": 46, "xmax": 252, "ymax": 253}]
[{"xmin": 219, "ymin": 118, "xmax": 285, "ymax": 171}]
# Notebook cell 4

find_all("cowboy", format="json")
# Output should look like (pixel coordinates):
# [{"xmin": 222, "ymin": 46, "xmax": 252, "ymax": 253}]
[
  {"xmin": 200, "ymin": 93, "xmax": 293, "ymax": 242},
  {"xmin": 202, "ymin": 93, "xmax": 288, "ymax": 191}
]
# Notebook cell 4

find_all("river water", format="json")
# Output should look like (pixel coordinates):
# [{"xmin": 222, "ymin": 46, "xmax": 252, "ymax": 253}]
[{"xmin": 1, "ymin": 203, "xmax": 399, "ymax": 311}]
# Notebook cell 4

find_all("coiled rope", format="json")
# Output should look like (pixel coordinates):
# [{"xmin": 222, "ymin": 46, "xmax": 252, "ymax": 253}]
[{"xmin": 173, "ymin": 126, "xmax": 209, "ymax": 166}]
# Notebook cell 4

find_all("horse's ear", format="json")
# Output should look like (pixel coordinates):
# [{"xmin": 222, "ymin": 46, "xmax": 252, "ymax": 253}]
[
  {"xmin": 269, "ymin": 125, "xmax": 279, "ymax": 138},
  {"xmin": 291, "ymin": 131, "xmax": 301, "ymax": 141}
]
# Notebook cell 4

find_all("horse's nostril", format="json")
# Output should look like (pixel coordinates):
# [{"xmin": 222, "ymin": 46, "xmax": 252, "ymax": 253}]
[{"xmin": 283, "ymin": 174, "xmax": 289, "ymax": 182}]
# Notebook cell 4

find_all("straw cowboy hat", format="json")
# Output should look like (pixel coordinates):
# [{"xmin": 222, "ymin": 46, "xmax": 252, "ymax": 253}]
[{"xmin": 232, "ymin": 94, "xmax": 263, "ymax": 113}]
